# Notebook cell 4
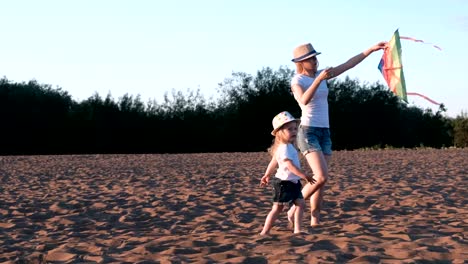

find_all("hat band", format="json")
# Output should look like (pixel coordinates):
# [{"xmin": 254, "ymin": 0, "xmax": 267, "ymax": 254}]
[{"xmin": 292, "ymin": 50, "xmax": 318, "ymax": 62}]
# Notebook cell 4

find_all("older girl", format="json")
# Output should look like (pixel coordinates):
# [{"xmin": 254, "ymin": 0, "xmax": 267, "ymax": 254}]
[{"xmin": 287, "ymin": 41, "xmax": 386, "ymax": 226}]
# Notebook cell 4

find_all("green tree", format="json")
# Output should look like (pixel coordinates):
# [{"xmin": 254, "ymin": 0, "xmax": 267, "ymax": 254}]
[
  {"xmin": 0, "ymin": 77, "xmax": 73, "ymax": 154},
  {"xmin": 0, "ymin": 70, "xmax": 458, "ymax": 154},
  {"xmin": 216, "ymin": 67, "xmax": 297, "ymax": 151},
  {"xmin": 453, "ymin": 111, "xmax": 468, "ymax": 147}
]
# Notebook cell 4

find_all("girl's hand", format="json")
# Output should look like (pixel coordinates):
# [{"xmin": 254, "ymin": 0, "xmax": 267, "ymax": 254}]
[
  {"xmin": 371, "ymin": 41, "xmax": 387, "ymax": 52},
  {"xmin": 318, "ymin": 67, "xmax": 334, "ymax": 80}
]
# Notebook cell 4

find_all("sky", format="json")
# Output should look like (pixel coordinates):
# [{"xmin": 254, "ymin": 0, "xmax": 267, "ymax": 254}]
[{"xmin": 1, "ymin": 0, "xmax": 467, "ymax": 117}]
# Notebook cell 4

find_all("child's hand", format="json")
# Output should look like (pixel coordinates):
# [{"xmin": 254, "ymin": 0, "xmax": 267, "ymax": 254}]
[{"xmin": 260, "ymin": 175, "xmax": 270, "ymax": 187}]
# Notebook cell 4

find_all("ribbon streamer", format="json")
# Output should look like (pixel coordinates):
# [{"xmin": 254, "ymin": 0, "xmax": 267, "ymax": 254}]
[
  {"xmin": 400, "ymin": 36, "xmax": 442, "ymax": 51},
  {"xmin": 406, "ymin": 92, "xmax": 440, "ymax": 105}
]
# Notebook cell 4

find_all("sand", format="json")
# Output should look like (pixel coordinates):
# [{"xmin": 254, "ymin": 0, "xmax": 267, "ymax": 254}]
[{"xmin": 0, "ymin": 149, "xmax": 467, "ymax": 263}]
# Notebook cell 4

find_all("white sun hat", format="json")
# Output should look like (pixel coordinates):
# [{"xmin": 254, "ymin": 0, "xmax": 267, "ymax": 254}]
[{"xmin": 271, "ymin": 111, "xmax": 300, "ymax": 136}]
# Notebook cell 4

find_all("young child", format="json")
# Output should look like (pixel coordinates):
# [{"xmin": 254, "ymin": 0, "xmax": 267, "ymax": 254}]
[{"xmin": 260, "ymin": 111, "xmax": 315, "ymax": 235}]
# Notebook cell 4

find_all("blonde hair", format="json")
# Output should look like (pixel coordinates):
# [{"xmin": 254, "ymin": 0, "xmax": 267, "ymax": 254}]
[
  {"xmin": 268, "ymin": 130, "xmax": 285, "ymax": 157},
  {"xmin": 294, "ymin": 58, "xmax": 319, "ymax": 74},
  {"xmin": 268, "ymin": 126, "xmax": 297, "ymax": 157},
  {"xmin": 295, "ymin": 62, "xmax": 304, "ymax": 74}
]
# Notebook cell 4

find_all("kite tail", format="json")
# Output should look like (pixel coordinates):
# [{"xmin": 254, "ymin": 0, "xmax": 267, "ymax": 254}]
[
  {"xmin": 407, "ymin": 92, "xmax": 441, "ymax": 105},
  {"xmin": 400, "ymin": 36, "xmax": 442, "ymax": 51}
]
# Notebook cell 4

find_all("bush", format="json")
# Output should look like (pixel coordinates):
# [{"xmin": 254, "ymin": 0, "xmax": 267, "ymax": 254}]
[{"xmin": 453, "ymin": 112, "xmax": 468, "ymax": 147}]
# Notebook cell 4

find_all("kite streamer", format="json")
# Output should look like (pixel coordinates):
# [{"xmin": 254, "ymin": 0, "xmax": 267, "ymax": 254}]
[
  {"xmin": 406, "ymin": 92, "xmax": 440, "ymax": 105},
  {"xmin": 378, "ymin": 29, "xmax": 441, "ymax": 105},
  {"xmin": 400, "ymin": 36, "xmax": 442, "ymax": 51}
]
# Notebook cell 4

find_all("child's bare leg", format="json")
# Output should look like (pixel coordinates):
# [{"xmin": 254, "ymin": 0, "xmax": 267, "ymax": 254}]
[
  {"xmin": 287, "ymin": 181, "xmax": 314, "ymax": 227},
  {"xmin": 293, "ymin": 199, "xmax": 305, "ymax": 234},
  {"xmin": 287, "ymin": 205, "xmax": 294, "ymax": 229},
  {"xmin": 260, "ymin": 204, "xmax": 283, "ymax": 235}
]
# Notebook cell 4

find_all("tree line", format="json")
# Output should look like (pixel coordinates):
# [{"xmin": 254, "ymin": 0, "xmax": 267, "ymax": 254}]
[{"xmin": 0, "ymin": 68, "xmax": 466, "ymax": 155}]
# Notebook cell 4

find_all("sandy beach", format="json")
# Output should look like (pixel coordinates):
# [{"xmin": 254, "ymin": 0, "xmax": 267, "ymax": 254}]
[{"xmin": 0, "ymin": 149, "xmax": 467, "ymax": 263}]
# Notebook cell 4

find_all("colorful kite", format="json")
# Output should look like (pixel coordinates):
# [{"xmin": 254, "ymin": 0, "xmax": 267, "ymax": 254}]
[{"xmin": 378, "ymin": 29, "xmax": 441, "ymax": 105}]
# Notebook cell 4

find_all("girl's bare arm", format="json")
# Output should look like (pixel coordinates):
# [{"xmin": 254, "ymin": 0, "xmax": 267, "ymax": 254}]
[{"xmin": 283, "ymin": 159, "xmax": 316, "ymax": 184}]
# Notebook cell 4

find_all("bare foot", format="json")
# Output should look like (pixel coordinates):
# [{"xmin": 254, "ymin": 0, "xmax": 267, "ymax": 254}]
[
  {"xmin": 287, "ymin": 215, "xmax": 294, "ymax": 230},
  {"xmin": 311, "ymin": 215, "xmax": 320, "ymax": 227}
]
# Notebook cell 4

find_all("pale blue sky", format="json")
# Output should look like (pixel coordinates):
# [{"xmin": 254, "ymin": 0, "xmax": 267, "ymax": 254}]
[{"xmin": 1, "ymin": 0, "xmax": 467, "ymax": 117}]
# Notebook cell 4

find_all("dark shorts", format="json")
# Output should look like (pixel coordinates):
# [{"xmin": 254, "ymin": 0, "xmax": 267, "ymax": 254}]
[
  {"xmin": 297, "ymin": 126, "xmax": 332, "ymax": 155},
  {"xmin": 271, "ymin": 178, "xmax": 303, "ymax": 205}
]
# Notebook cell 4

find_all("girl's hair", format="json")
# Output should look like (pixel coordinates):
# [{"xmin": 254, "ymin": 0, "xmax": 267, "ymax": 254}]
[
  {"xmin": 295, "ymin": 59, "xmax": 319, "ymax": 74},
  {"xmin": 267, "ymin": 128, "xmax": 289, "ymax": 157},
  {"xmin": 294, "ymin": 62, "xmax": 303, "ymax": 74}
]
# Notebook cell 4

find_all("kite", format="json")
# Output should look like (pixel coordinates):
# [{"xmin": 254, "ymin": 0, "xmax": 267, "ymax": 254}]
[{"xmin": 378, "ymin": 29, "xmax": 441, "ymax": 105}]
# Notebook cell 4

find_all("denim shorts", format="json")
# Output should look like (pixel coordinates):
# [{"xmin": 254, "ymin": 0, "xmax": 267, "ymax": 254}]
[
  {"xmin": 297, "ymin": 126, "xmax": 332, "ymax": 155},
  {"xmin": 271, "ymin": 178, "xmax": 303, "ymax": 205}
]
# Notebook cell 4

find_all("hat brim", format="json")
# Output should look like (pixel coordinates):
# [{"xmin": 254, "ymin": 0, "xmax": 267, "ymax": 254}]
[
  {"xmin": 292, "ymin": 51, "xmax": 321, "ymax": 62},
  {"xmin": 271, "ymin": 119, "xmax": 301, "ymax": 136}
]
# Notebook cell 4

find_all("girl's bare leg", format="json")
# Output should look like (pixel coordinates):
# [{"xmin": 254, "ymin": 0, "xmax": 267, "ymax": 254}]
[
  {"xmin": 287, "ymin": 152, "xmax": 331, "ymax": 226},
  {"xmin": 309, "ymin": 188, "xmax": 323, "ymax": 226},
  {"xmin": 260, "ymin": 204, "xmax": 284, "ymax": 235},
  {"xmin": 307, "ymin": 153, "xmax": 331, "ymax": 226}
]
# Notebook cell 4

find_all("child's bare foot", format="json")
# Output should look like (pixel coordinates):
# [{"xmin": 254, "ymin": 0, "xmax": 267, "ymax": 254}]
[
  {"xmin": 259, "ymin": 232, "xmax": 269, "ymax": 236},
  {"xmin": 287, "ymin": 215, "xmax": 294, "ymax": 230}
]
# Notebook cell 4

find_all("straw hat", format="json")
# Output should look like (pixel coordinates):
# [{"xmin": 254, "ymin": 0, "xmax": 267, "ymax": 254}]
[
  {"xmin": 291, "ymin": 43, "xmax": 321, "ymax": 62},
  {"xmin": 271, "ymin": 111, "xmax": 300, "ymax": 136}
]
